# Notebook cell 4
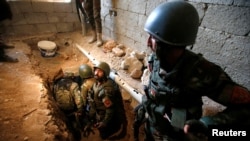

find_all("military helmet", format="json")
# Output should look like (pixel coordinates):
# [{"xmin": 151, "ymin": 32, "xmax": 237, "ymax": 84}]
[
  {"xmin": 94, "ymin": 61, "xmax": 110, "ymax": 77},
  {"xmin": 144, "ymin": 0, "xmax": 199, "ymax": 46},
  {"xmin": 79, "ymin": 64, "xmax": 93, "ymax": 79}
]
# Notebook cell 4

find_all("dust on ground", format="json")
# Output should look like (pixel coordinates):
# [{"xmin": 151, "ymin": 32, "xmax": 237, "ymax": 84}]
[{"xmin": 0, "ymin": 31, "xmax": 224, "ymax": 141}]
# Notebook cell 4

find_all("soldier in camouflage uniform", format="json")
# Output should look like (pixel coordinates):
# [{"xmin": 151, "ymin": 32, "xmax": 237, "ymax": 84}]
[
  {"xmin": 81, "ymin": 0, "xmax": 103, "ymax": 47},
  {"xmin": 79, "ymin": 64, "xmax": 96, "ymax": 109},
  {"xmin": 133, "ymin": 1, "xmax": 250, "ymax": 141},
  {"xmin": 53, "ymin": 70, "xmax": 84, "ymax": 141},
  {"xmin": 53, "ymin": 73, "xmax": 83, "ymax": 115},
  {"xmin": 86, "ymin": 61, "xmax": 127, "ymax": 140}
]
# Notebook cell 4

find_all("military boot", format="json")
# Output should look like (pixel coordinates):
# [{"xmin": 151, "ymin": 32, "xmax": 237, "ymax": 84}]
[
  {"xmin": 0, "ymin": 54, "xmax": 18, "ymax": 62},
  {"xmin": 88, "ymin": 30, "xmax": 97, "ymax": 44},
  {"xmin": 96, "ymin": 33, "xmax": 103, "ymax": 47}
]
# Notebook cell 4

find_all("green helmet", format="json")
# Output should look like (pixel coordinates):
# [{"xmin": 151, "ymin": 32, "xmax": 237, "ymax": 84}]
[
  {"xmin": 144, "ymin": 1, "xmax": 199, "ymax": 46},
  {"xmin": 94, "ymin": 61, "xmax": 110, "ymax": 77},
  {"xmin": 79, "ymin": 64, "xmax": 93, "ymax": 79}
]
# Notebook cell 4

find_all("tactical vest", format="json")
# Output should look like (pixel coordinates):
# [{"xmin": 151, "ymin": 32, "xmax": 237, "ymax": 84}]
[
  {"xmin": 54, "ymin": 78, "xmax": 78, "ymax": 111},
  {"xmin": 88, "ymin": 79, "xmax": 125, "ymax": 122},
  {"xmin": 144, "ymin": 51, "xmax": 204, "ymax": 133}
]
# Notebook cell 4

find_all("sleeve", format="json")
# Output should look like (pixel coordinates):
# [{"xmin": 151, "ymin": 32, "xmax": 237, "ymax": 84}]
[
  {"xmin": 199, "ymin": 65, "xmax": 250, "ymax": 106},
  {"xmin": 188, "ymin": 59, "xmax": 250, "ymax": 105},
  {"xmin": 100, "ymin": 87, "xmax": 115, "ymax": 125},
  {"xmin": 81, "ymin": 83, "xmax": 89, "ymax": 107},
  {"xmin": 71, "ymin": 83, "xmax": 84, "ymax": 112},
  {"xmin": 194, "ymin": 61, "xmax": 250, "ymax": 126},
  {"xmin": 200, "ymin": 84, "xmax": 250, "ymax": 126}
]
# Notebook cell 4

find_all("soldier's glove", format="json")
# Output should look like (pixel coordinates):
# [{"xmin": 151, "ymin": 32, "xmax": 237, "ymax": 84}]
[
  {"xmin": 94, "ymin": 122, "xmax": 106, "ymax": 129},
  {"xmin": 82, "ymin": 124, "xmax": 95, "ymax": 137},
  {"xmin": 183, "ymin": 119, "xmax": 208, "ymax": 141}
]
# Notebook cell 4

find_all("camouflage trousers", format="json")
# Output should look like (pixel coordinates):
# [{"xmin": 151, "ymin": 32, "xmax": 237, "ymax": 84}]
[{"xmin": 83, "ymin": 0, "xmax": 102, "ymax": 33}]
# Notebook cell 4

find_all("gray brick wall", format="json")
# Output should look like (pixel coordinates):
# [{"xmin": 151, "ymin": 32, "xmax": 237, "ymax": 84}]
[
  {"xmin": 0, "ymin": 1, "xmax": 81, "ymax": 36},
  {"xmin": 1, "ymin": 0, "xmax": 249, "ymax": 89}
]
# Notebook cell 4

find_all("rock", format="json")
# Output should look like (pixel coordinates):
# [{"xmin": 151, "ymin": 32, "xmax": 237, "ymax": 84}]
[
  {"xmin": 130, "ymin": 51, "xmax": 146, "ymax": 60},
  {"xmin": 103, "ymin": 40, "xmax": 117, "ymax": 53},
  {"xmin": 116, "ymin": 43, "xmax": 125, "ymax": 49},
  {"xmin": 112, "ymin": 47, "xmax": 125, "ymax": 57},
  {"xmin": 130, "ymin": 69, "xmax": 143, "ymax": 79},
  {"xmin": 121, "ymin": 59, "xmax": 130, "ymax": 70}
]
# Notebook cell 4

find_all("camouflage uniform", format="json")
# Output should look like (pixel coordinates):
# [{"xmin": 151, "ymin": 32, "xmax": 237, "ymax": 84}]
[
  {"xmin": 83, "ymin": 0, "xmax": 102, "ymax": 33},
  {"xmin": 54, "ymin": 77, "xmax": 84, "ymax": 114},
  {"xmin": 80, "ymin": 77, "xmax": 95, "ymax": 107},
  {"xmin": 87, "ymin": 78, "xmax": 127, "ymax": 140},
  {"xmin": 140, "ymin": 51, "xmax": 250, "ymax": 141},
  {"xmin": 136, "ymin": 1, "xmax": 250, "ymax": 140}
]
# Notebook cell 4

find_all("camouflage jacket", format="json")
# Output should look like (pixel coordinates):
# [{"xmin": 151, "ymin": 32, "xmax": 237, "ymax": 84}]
[
  {"xmin": 143, "ymin": 50, "xmax": 250, "ymax": 134},
  {"xmin": 54, "ymin": 77, "xmax": 84, "ymax": 113},
  {"xmin": 87, "ymin": 78, "xmax": 125, "ymax": 125},
  {"xmin": 80, "ymin": 77, "xmax": 96, "ymax": 107}
]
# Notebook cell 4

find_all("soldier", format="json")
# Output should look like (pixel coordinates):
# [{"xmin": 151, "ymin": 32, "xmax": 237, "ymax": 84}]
[
  {"xmin": 78, "ymin": 0, "xmax": 103, "ymax": 47},
  {"xmin": 79, "ymin": 64, "xmax": 96, "ymax": 110},
  {"xmin": 53, "ymin": 72, "xmax": 83, "ymax": 114},
  {"xmin": 0, "ymin": 0, "xmax": 18, "ymax": 62},
  {"xmin": 86, "ymin": 61, "xmax": 127, "ymax": 140},
  {"xmin": 53, "ymin": 70, "xmax": 84, "ymax": 141},
  {"xmin": 134, "ymin": 1, "xmax": 250, "ymax": 141}
]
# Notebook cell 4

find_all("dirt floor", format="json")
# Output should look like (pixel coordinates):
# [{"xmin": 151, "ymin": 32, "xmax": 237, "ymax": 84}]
[{"xmin": 0, "ymin": 31, "xmax": 225, "ymax": 141}]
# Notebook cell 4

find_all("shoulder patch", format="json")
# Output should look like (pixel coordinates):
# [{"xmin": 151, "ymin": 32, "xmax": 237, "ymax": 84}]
[
  {"xmin": 102, "ymin": 97, "xmax": 113, "ymax": 108},
  {"xmin": 231, "ymin": 85, "xmax": 250, "ymax": 104}
]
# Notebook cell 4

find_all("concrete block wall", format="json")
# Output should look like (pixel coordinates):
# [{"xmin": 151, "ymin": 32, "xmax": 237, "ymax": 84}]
[
  {"xmin": 101, "ymin": 0, "xmax": 250, "ymax": 89},
  {"xmin": 0, "ymin": 0, "xmax": 81, "ymax": 36}
]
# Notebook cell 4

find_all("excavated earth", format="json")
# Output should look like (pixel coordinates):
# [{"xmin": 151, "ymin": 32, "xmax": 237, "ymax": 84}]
[{"xmin": 0, "ymin": 31, "xmax": 224, "ymax": 141}]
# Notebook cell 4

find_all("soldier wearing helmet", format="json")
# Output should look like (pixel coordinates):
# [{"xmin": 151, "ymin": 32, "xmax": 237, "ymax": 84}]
[
  {"xmin": 76, "ymin": 0, "xmax": 103, "ymax": 47},
  {"xmin": 85, "ymin": 61, "xmax": 127, "ymax": 140},
  {"xmin": 79, "ymin": 64, "xmax": 95, "ymax": 108},
  {"xmin": 53, "ymin": 68, "xmax": 85, "ymax": 141},
  {"xmin": 134, "ymin": 1, "xmax": 250, "ymax": 141}
]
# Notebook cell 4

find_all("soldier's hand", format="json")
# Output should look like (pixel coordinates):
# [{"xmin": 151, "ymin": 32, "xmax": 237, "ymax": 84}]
[
  {"xmin": 94, "ymin": 122, "xmax": 106, "ymax": 129},
  {"xmin": 83, "ymin": 124, "xmax": 95, "ymax": 137},
  {"xmin": 183, "ymin": 120, "xmax": 208, "ymax": 141}
]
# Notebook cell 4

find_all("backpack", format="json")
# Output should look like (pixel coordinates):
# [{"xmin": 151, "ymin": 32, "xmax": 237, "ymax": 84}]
[{"xmin": 53, "ymin": 78, "xmax": 78, "ymax": 111}]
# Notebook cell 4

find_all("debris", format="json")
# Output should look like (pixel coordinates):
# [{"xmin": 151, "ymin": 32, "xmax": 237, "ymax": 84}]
[
  {"xmin": 22, "ymin": 108, "xmax": 37, "ymax": 118},
  {"xmin": 103, "ymin": 40, "xmax": 117, "ymax": 53}
]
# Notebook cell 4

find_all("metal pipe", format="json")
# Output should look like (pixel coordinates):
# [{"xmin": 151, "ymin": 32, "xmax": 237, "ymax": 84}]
[
  {"xmin": 75, "ymin": 43, "xmax": 143, "ymax": 103},
  {"xmin": 75, "ymin": 44, "xmax": 98, "ymax": 64},
  {"xmin": 109, "ymin": 71, "xmax": 143, "ymax": 103}
]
